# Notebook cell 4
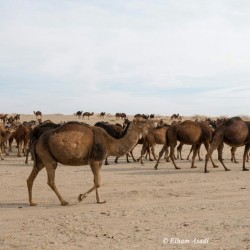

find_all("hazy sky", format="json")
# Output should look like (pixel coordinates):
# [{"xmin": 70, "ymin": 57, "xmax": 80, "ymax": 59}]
[{"xmin": 1, "ymin": 0, "xmax": 250, "ymax": 116}]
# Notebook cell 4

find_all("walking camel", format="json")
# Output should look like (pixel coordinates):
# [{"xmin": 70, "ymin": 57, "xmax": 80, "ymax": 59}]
[
  {"xmin": 204, "ymin": 117, "xmax": 250, "ymax": 173},
  {"xmin": 139, "ymin": 125, "xmax": 170, "ymax": 164},
  {"xmin": 27, "ymin": 118, "xmax": 151, "ymax": 206},
  {"xmin": 154, "ymin": 120, "xmax": 217, "ymax": 170}
]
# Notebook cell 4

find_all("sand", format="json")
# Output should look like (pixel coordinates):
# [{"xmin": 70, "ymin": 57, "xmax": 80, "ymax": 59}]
[{"xmin": 0, "ymin": 114, "xmax": 250, "ymax": 250}]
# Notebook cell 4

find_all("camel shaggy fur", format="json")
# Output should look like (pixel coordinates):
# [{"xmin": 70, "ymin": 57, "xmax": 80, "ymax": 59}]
[{"xmin": 27, "ymin": 119, "xmax": 150, "ymax": 206}]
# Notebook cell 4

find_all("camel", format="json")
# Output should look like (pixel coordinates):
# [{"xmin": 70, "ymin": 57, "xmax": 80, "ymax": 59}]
[
  {"xmin": 100, "ymin": 112, "xmax": 105, "ymax": 118},
  {"xmin": 204, "ymin": 117, "xmax": 250, "ymax": 173},
  {"xmin": 139, "ymin": 125, "xmax": 169, "ymax": 164},
  {"xmin": 82, "ymin": 112, "xmax": 94, "ymax": 120},
  {"xmin": 33, "ymin": 111, "xmax": 42, "ymax": 119},
  {"xmin": 9, "ymin": 124, "xmax": 31, "ymax": 157},
  {"xmin": 0, "ymin": 114, "xmax": 8, "ymax": 124},
  {"xmin": 76, "ymin": 111, "xmax": 83, "ymax": 119},
  {"xmin": 154, "ymin": 120, "xmax": 217, "ymax": 170},
  {"xmin": 0, "ymin": 124, "xmax": 12, "ymax": 160},
  {"xmin": 27, "ymin": 118, "xmax": 151, "ymax": 206}
]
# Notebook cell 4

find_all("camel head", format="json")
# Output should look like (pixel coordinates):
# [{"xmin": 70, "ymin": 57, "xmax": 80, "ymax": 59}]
[{"xmin": 132, "ymin": 118, "xmax": 158, "ymax": 138}]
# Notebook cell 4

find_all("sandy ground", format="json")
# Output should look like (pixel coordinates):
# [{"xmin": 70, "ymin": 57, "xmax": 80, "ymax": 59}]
[{"xmin": 0, "ymin": 114, "xmax": 250, "ymax": 250}]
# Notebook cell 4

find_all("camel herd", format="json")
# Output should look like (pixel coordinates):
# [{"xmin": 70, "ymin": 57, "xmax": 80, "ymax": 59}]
[{"xmin": 1, "ymin": 112, "xmax": 250, "ymax": 207}]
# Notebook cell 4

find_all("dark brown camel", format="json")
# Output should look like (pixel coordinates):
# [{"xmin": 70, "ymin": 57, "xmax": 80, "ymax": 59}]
[
  {"xmin": 204, "ymin": 117, "xmax": 250, "ymax": 173},
  {"xmin": 33, "ymin": 111, "xmax": 42, "ymax": 119},
  {"xmin": 154, "ymin": 120, "xmax": 217, "ymax": 170},
  {"xmin": 27, "ymin": 118, "xmax": 150, "ymax": 206},
  {"xmin": 82, "ymin": 112, "xmax": 94, "ymax": 120},
  {"xmin": 100, "ymin": 112, "xmax": 105, "ymax": 118}
]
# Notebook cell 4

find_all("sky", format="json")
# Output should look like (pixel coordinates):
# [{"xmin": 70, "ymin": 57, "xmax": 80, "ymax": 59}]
[{"xmin": 1, "ymin": 0, "xmax": 250, "ymax": 116}]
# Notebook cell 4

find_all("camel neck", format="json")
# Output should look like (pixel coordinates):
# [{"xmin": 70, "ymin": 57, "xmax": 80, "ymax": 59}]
[{"xmin": 108, "ymin": 123, "xmax": 141, "ymax": 157}]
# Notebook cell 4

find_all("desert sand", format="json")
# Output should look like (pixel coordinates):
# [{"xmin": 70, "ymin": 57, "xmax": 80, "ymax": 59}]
[{"xmin": 0, "ymin": 114, "xmax": 250, "ymax": 250}]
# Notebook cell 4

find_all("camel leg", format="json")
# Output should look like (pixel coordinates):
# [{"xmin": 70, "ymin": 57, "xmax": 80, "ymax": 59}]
[
  {"xmin": 114, "ymin": 156, "xmax": 119, "ymax": 163},
  {"xmin": 130, "ymin": 149, "xmax": 137, "ymax": 162},
  {"xmin": 203, "ymin": 142, "xmax": 218, "ymax": 168},
  {"xmin": 27, "ymin": 163, "xmax": 44, "ymax": 206},
  {"xmin": 198, "ymin": 147, "xmax": 203, "ymax": 161},
  {"xmin": 140, "ymin": 141, "xmax": 148, "ymax": 164},
  {"xmin": 25, "ymin": 148, "xmax": 30, "ymax": 164},
  {"xmin": 46, "ymin": 165, "xmax": 69, "ymax": 206},
  {"xmin": 170, "ymin": 143, "xmax": 181, "ymax": 170},
  {"xmin": 154, "ymin": 144, "xmax": 168, "ymax": 170},
  {"xmin": 149, "ymin": 144, "xmax": 157, "ymax": 161},
  {"xmin": 164, "ymin": 148, "xmax": 170, "ymax": 162},
  {"xmin": 0, "ymin": 145, "xmax": 4, "ymax": 160},
  {"xmin": 17, "ymin": 141, "xmax": 23, "ymax": 157},
  {"xmin": 242, "ymin": 144, "xmax": 250, "ymax": 171},
  {"xmin": 177, "ymin": 143, "xmax": 184, "ymax": 160},
  {"xmin": 231, "ymin": 147, "xmax": 238, "ymax": 163},
  {"xmin": 105, "ymin": 157, "xmax": 109, "ymax": 165},
  {"xmin": 78, "ymin": 161, "xmax": 106, "ymax": 203},
  {"xmin": 191, "ymin": 144, "xmax": 200, "ymax": 168},
  {"xmin": 126, "ymin": 153, "xmax": 131, "ymax": 163},
  {"xmin": 217, "ymin": 143, "xmax": 231, "ymax": 172}
]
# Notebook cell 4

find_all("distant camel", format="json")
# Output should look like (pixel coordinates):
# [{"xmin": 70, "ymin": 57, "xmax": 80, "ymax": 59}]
[
  {"xmin": 171, "ymin": 113, "xmax": 179, "ymax": 119},
  {"xmin": 100, "ymin": 112, "xmax": 106, "ymax": 119},
  {"xmin": 33, "ymin": 111, "xmax": 42, "ymax": 119},
  {"xmin": 82, "ymin": 112, "xmax": 94, "ymax": 120},
  {"xmin": 27, "ymin": 119, "xmax": 150, "ymax": 206},
  {"xmin": 76, "ymin": 111, "xmax": 83, "ymax": 119},
  {"xmin": 155, "ymin": 120, "xmax": 217, "ymax": 170},
  {"xmin": 204, "ymin": 117, "xmax": 250, "ymax": 173},
  {"xmin": 0, "ymin": 114, "xmax": 8, "ymax": 124}
]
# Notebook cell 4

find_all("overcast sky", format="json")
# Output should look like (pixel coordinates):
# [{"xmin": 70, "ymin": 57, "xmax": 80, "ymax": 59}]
[{"xmin": 1, "ymin": 0, "xmax": 250, "ymax": 116}]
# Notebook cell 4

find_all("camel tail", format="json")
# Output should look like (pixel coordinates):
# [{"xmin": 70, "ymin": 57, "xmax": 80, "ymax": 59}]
[{"xmin": 90, "ymin": 128, "xmax": 107, "ymax": 161}]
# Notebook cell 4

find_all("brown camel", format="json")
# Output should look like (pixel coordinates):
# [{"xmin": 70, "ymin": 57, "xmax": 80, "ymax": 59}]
[
  {"xmin": 0, "ymin": 125, "xmax": 12, "ymax": 160},
  {"xmin": 154, "ymin": 120, "xmax": 217, "ymax": 170},
  {"xmin": 205, "ymin": 117, "xmax": 250, "ymax": 173},
  {"xmin": 27, "ymin": 118, "xmax": 150, "ymax": 206},
  {"xmin": 33, "ymin": 111, "xmax": 42, "ymax": 119},
  {"xmin": 139, "ymin": 125, "xmax": 169, "ymax": 164},
  {"xmin": 82, "ymin": 112, "xmax": 94, "ymax": 120}
]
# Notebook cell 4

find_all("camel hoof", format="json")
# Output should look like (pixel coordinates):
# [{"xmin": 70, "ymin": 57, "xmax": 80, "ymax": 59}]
[
  {"xmin": 97, "ymin": 200, "xmax": 106, "ymax": 204},
  {"xmin": 154, "ymin": 166, "xmax": 158, "ymax": 170},
  {"xmin": 204, "ymin": 170, "xmax": 210, "ymax": 173},
  {"xmin": 225, "ymin": 168, "xmax": 231, "ymax": 171},
  {"xmin": 78, "ymin": 194, "xmax": 87, "ymax": 202},
  {"xmin": 61, "ymin": 201, "xmax": 69, "ymax": 206},
  {"xmin": 30, "ymin": 202, "xmax": 37, "ymax": 206},
  {"xmin": 191, "ymin": 166, "xmax": 197, "ymax": 168},
  {"xmin": 213, "ymin": 165, "xmax": 219, "ymax": 168},
  {"xmin": 243, "ymin": 168, "xmax": 249, "ymax": 171},
  {"xmin": 149, "ymin": 159, "xmax": 154, "ymax": 161},
  {"xmin": 199, "ymin": 159, "xmax": 203, "ymax": 161},
  {"xmin": 175, "ymin": 167, "xmax": 181, "ymax": 170}
]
